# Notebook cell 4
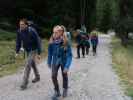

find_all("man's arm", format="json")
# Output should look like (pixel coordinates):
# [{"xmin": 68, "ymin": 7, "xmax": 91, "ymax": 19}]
[{"xmin": 16, "ymin": 32, "xmax": 22, "ymax": 54}]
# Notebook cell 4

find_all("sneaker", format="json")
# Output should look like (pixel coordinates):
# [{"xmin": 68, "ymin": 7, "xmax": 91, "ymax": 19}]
[
  {"xmin": 62, "ymin": 89, "xmax": 68, "ymax": 98},
  {"xmin": 32, "ymin": 77, "xmax": 40, "ymax": 83}
]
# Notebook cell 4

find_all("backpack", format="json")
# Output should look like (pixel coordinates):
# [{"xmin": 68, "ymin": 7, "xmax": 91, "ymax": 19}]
[{"xmin": 28, "ymin": 27, "xmax": 42, "ymax": 52}]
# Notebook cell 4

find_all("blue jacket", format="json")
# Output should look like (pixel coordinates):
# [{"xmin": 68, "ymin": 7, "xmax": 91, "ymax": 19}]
[
  {"xmin": 76, "ymin": 34, "xmax": 82, "ymax": 45},
  {"xmin": 47, "ymin": 42, "xmax": 72, "ymax": 69},
  {"xmin": 16, "ymin": 27, "xmax": 41, "ymax": 54}
]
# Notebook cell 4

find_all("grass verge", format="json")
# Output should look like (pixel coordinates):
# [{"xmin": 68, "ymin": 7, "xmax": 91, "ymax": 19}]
[
  {"xmin": 111, "ymin": 36, "xmax": 133, "ymax": 99},
  {"xmin": 0, "ymin": 39, "xmax": 48, "ymax": 77}
]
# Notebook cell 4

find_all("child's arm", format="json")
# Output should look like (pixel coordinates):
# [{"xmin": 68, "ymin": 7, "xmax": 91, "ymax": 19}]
[
  {"xmin": 16, "ymin": 32, "xmax": 22, "ymax": 54},
  {"xmin": 64, "ymin": 46, "xmax": 72, "ymax": 70},
  {"xmin": 47, "ymin": 44, "xmax": 53, "ymax": 68}
]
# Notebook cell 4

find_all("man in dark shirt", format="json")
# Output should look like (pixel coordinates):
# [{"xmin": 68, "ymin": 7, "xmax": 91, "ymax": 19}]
[
  {"xmin": 76, "ymin": 30, "xmax": 85, "ymax": 58},
  {"xmin": 16, "ymin": 19, "xmax": 41, "ymax": 90}
]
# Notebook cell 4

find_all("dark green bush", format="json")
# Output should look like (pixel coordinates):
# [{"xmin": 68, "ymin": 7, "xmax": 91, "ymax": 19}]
[{"xmin": 0, "ymin": 29, "xmax": 16, "ymax": 41}]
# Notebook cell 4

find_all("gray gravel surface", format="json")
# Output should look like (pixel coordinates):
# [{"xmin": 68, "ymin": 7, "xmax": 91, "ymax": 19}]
[{"xmin": 0, "ymin": 35, "xmax": 131, "ymax": 100}]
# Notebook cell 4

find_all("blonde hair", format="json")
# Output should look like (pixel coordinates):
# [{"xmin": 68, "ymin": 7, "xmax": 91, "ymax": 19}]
[
  {"xmin": 60, "ymin": 25, "xmax": 66, "ymax": 32},
  {"xmin": 60, "ymin": 25, "xmax": 68, "ymax": 46},
  {"xmin": 49, "ymin": 25, "xmax": 60, "ymax": 43},
  {"xmin": 49, "ymin": 25, "xmax": 68, "ymax": 47}
]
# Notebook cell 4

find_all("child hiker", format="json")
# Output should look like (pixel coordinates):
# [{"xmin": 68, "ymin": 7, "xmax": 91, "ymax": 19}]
[
  {"xmin": 47, "ymin": 25, "xmax": 72, "ymax": 98},
  {"xmin": 90, "ymin": 28, "xmax": 99, "ymax": 56},
  {"xmin": 84, "ymin": 33, "xmax": 90, "ymax": 55},
  {"xmin": 15, "ymin": 18, "xmax": 42, "ymax": 90}
]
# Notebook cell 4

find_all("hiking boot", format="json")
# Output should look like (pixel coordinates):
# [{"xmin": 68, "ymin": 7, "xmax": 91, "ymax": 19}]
[
  {"xmin": 62, "ymin": 89, "xmax": 68, "ymax": 98},
  {"xmin": 93, "ymin": 52, "xmax": 96, "ymax": 56},
  {"xmin": 20, "ymin": 85, "xmax": 27, "ymax": 90},
  {"xmin": 32, "ymin": 77, "xmax": 40, "ymax": 83},
  {"xmin": 76, "ymin": 57, "xmax": 80, "ymax": 59},
  {"xmin": 52, "ymin": 90, "xmax": 61, "ymax": 98}
]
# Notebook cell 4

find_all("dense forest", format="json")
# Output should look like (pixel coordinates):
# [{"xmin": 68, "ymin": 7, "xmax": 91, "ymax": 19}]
[{"xmin": 0, "ymin": 0, "xmax": 133, "ymax": 42}]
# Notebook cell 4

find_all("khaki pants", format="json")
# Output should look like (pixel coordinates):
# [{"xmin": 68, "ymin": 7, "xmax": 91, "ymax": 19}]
[{"xmin": 22, "ymin": 51, "xmax": 40, "ymax": 86}]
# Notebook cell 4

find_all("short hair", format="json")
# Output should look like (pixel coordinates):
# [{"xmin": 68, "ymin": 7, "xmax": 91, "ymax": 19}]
[{"xmin": 19, "ymin": 18, "xmax": 28, "ymax": 25}]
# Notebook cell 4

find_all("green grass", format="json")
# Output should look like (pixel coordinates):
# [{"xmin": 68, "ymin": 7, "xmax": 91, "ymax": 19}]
[
  {"xmin": 0, "ymin": 60, "xmax": 25, "ymax": 77},
  {"xmin": 111, "ymin": 36, "xmax": 133, "ymax": 98},
  {"xmin": 0, "ymin": 41, "xmax": 15, "ymax": 65},
  {"xmin": 0, "ymin": 41, "xmax": 25, "ymax": 77},
  {"xmin": 0, "ymin": 29, "xmax": 24, "ymax": 77},
  {"xmin": 0, "ymin": 29, "xmax": 16, "ymax": 40},
  {"xmin": 0, "ymin": 39, "xmax": 48, "ymax": 77}
]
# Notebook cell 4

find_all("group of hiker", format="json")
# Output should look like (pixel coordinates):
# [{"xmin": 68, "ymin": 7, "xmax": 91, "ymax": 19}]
[
  {"xmin": 15, "ymin": 18, "xmax": 99, "ymax": 99},
  {"xmin": 75, "ymin": 28, "xmax": 99, "ymax": 58}
]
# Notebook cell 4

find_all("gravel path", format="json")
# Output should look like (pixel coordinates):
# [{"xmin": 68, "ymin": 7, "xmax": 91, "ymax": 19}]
[{"xmin": 0, "ymin": 35, "xmax": 131, "ymax": 100}]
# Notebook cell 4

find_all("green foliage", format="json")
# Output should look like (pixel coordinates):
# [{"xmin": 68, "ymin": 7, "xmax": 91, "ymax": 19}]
[
  {"xmin": 0, "ymin": 0, "xmax": 132, "ymax": 40},
  {"xmin": 41, "ymin": 28, "xmax": 52, "ymax": 38},
  {"xmin": 116, "ymin": 17, "xmax": 133, "ymax": 34},
  {"xmin": 0, "ymin": 29, "xmax": 16, "ymax": 40},
  {"xmin": 96, "ymin": 0, "xmax": 119, "ymax": 32}
]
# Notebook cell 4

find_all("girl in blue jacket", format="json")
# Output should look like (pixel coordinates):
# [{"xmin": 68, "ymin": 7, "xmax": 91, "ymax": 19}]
[{"xmin": 47, "ymin": 25, "xmax": 72, "ymax": 98}]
